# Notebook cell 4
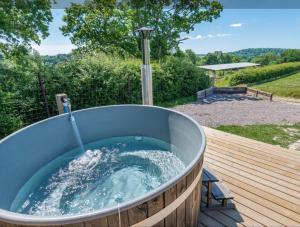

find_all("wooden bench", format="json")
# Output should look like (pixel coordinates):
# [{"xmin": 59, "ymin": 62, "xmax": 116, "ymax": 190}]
[{"xmin": 202, "ymin": 165, "xmax": 233, "ymax": 208}]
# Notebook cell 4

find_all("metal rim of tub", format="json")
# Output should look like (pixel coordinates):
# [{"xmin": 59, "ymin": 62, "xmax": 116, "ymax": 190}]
[{"xmin": 0, "ymin": 104, "xmax": 206, "ymax": 226}]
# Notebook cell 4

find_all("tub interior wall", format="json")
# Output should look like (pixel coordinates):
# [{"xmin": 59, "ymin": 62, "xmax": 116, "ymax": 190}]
[{"xmin": 0, "ymin": 106, "xmax": 203, "ymax": 212}]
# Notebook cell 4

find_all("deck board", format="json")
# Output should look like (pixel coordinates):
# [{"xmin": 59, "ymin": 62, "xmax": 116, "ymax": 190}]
[{"xmin": 199, "ymin": 127, "xmax": 300, "ymax": 227}]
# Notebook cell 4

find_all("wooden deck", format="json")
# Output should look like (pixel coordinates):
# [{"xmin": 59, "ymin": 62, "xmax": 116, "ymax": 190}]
[{"xmin": 199, "ymin": 127, "xmax": 300, "ymax": 227}]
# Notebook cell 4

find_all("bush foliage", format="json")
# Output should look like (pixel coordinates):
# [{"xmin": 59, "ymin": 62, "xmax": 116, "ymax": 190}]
[
  {"xmin": 228, "ymin": 62, "xmax": 300, "ymax": 86},
  {"xmin": 0, "ymin": 52, "xmax": 210, "ymax": 138}
]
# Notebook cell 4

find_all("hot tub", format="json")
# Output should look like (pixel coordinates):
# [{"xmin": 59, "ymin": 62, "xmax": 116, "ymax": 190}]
[{"xmin": 0, "ymin": 105, "xmax": 206, "ymax": 227}]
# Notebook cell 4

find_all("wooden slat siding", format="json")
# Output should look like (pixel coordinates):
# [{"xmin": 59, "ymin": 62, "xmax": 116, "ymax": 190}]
[
  {"xmin": 147, "ymin": 194, "xmax": 164, "ymax": 227},
  {"xmin": 199, "ymin": 212, "xmax": 224, "ymax": 227},
  {"xmin": 0, "ymin": 222, "xmax": 9, "ymax": 227},
  {"xmin": 231, "ymin": 201, "xmax": 281, "ymax": 226},
  {"xmin": 228, "ymin": 184, "xmax": 300, "ymax": 223},
  {"xmin": 199, "ymin": 127, "xmax": 300, "ymax": 227},
  {"xmin": 207, "ymin": 138, "xmax": 300, "ymax": 170},
  {"xmin": 192, "ymin": 160, "xmax": 202, "ymax": 227},
  {"xmin": 210, "ymin": 167, "xmax": 300, "ymax": 215},
  {"xmin": 204, "ymin": 211, "xmax": 245, "ymax": 227},
  {"xmin": 219, "ymin": 209, "xmax": 263, "ymax": 227},
  {"xmin": 164, "ymin": 185, "xmax": 177, "ymax": 227},
  {"xmin": 107, "ymin": 214, "xmax": 120, "ymax": 227},
  {"xmin": 205, "ymin": 127, "xmax": 300, "ymax": 158},
  {"xmin": 127, "ymin": 202, "xmax": 147, "ymax": 226},
  {"xmin": 3, "ymin": 224, "xmax": 60, "ymax": 227},
  {"xmin": 185, "ymin": 167, "xmax": 194, "ymax": 227},
  {"xmin": 205, "ymin": 158, "xmax": 300, "ymax": 206},
  {"xmin": 206, "ymin": 148, "xmax": 300, "ymax": 187},
  {"xmin": 62, "ymin": 223, "xmax": 84, "ymax": 227},
  {"xmin": 207, "ymin": 144, "xmax": 300, "ymax": 182},
  {"xmin": 198, "ymin": 223, "xmax": 206, "ymax": 227},
  {"xmin": 176, "ymin": 177, "xmax": 186, "ymax": 227},
  {"xmin": 207, "ymin": 142, "xmax": 300, "ymax": 178},
  {"xmin": 85, "ymin": 217, "xmax": 108, "ymax": 227},
  {"xmin": 200, "ymin": 193, "xmax": 261, "ymax": 227},
  {"xmin": 120, "ymin": 211, "xmax": 130, "ymax": 227},
  {"xmin": 206, "ymin": 151, "xmax": 300, "ymax": 193},
  {"xmin": 234, "ymin": 193, "xmax": 299, "ymax": 226},
  {"xmin": 207, "ymin": 139, "xmax": 300, "ymax": 170},
  {"xmin": 207, "ymin": 133, "xmax": 300, "ymax": 167}
]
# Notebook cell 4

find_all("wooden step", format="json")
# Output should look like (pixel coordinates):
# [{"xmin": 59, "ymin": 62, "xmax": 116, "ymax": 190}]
[
  {"xmin": 212, "ymin": 181, "xmax": 233, "ymax": 207},
  {"xmin": 202, "ymin": 165, "xmax": 219, "ymax": 183}
]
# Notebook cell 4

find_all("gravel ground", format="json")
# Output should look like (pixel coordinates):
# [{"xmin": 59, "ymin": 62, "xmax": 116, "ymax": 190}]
[{"xmin": 173, "ymin": 94, "xmax": 300, "ymax": 127}]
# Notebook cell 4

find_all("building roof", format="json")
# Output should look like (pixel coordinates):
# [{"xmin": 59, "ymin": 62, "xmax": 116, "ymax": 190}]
[{"xmin": 199, "ymin": 62, "xmax": 260, "ymax": 71}]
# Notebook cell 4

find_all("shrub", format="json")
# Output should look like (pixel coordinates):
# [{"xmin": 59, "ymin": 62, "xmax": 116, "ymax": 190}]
[
  {"xmin": 228, "ymin": 62, "xmax": 300, "ymax": 86},
  {"xmin": 0, "ymin": 91, "xmax": 23, "ymax": 138},
  {"xmin": 47, "ymin": 54, "xmax": 210, "ymax": 108},
  {"xmin": 0, "ymin": 53, "xmax": 210, "ymax": 138}
]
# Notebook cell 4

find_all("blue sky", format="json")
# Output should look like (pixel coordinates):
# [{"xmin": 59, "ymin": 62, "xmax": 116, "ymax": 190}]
[{"xmin": 33, "ymin": 9, "xmax": 300, "ymax": 55}]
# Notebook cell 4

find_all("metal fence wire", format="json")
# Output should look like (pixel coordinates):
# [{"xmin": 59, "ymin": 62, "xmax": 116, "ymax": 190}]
[{"xmin": 0, "ymin": 73, "xmax": 143, "ymax": 139}]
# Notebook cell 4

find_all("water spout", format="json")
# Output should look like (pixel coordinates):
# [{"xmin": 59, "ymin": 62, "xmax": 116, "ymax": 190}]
[
  {"xmin": 70, "ymin": 115, "xmax": 85, "ymax": 153},
  {"xmin": 62, "ymin": 98, "xmax": 85, "ymax": 153}
]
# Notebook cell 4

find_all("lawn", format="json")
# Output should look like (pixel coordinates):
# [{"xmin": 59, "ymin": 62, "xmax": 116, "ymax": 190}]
[
  {"xmin": 215, "ymin": 77, "xmax": 230, "ymax": 87},
  {"xmin": 252, "ymin": 72, "xmax": 300, "ymax": 99},
  {"xmin": 216, "ymin": 123, "xmax": 300, "ymax": 149}
]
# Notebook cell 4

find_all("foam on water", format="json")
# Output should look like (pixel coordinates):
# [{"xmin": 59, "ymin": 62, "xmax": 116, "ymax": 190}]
[{"xmin": 11, "ymin": 136, "xmax": 186, "ymax": 216}]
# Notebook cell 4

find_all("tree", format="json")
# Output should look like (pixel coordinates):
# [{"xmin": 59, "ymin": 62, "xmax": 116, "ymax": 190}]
[
  {"xmin": 281, "ymin": 49, "xmax": 300, "ymax": 63},
  {"xmin": 251, "ymin": 52, "xmax": 281, "ymax": 65},
  {"xmin": 185, "ymin": 49, "xmax": 198, "ymax": 65},
  {"xmin": 0, "ymin": 0, "xmax": 53, "ymax": 57},
  {"xmin": 200, "ymin": 51, "xmax": 241, "ymax": 65},
  {"xmin": 61, "ymin": 0, "xmax": 222, "ymax": 59}
]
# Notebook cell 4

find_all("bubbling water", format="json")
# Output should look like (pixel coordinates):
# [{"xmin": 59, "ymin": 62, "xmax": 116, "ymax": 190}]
[{"xmin": 11, "ymin": 137, "xmax": 186, "ymax": 216}]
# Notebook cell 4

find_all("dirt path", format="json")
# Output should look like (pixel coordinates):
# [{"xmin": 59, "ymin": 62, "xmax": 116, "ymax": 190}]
[{"xmin": 173, "ymin": 94, "xmax": 300, "ymax": 128}]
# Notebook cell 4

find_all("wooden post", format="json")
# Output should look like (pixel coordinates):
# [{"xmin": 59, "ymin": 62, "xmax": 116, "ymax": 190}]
[
  {"xmin": 270, "ymin": 94, "xmax": 273, "ymax": 102},
  {"xmin": 55, "ymin": 93, "xmax": 68, "ymax": 115},
  {"xmin": 207, "ymin": 182, "xmax": 212, "ymax": 208},
  {"xmin": 37, "ymin": 72, "xmax": 50, "ymax": 117}
]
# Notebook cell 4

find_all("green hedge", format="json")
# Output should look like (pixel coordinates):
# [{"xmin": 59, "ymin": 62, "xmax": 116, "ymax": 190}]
[
  {"xmin": 228, "ymin": 62, "xmax": 300, "ymax": 86},
  {"xmin": 45, "ymin": 54, "xmax": 210, "ymax": 108},
  {"xmin": 0, "ymin": 53, "xmax": 210, "ymax": 138}
]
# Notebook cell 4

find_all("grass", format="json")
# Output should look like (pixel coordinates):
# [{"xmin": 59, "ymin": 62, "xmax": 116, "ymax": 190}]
[
  {"xmin": 156, "ymin": 95, "xmax": 195, "ymax": 108},
  {"xmin": 252, "ymin": 72, "xmax": 300, "ymax": 99},
  {"xmin": 215, "ymin": 77, "xmax": 230, "ymax": 87},
  {"xmin": 216, "ymin": 124, "xmax": 300, "ymax": 149}
]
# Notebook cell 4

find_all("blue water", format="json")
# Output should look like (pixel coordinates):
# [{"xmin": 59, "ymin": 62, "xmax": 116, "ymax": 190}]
[{"xmin": 11, "ymin": 136, "xmax": 186, "ymax": 216}]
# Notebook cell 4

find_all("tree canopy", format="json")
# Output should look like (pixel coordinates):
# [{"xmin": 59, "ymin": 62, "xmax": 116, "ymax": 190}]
[
  {"xmin": 281, "ymin": 49, "xmax": 300, "ymax": 63},
  {"xmin": 0, "ymin": 0, "xmax": 53, "ymax": 57},
  {"xmin": 61, "ymin": 0, "xmax": 222, "ymax": 59},
  {"xmin": 200, "ymin": 51, "xmax": 241, "ymax": 65}
]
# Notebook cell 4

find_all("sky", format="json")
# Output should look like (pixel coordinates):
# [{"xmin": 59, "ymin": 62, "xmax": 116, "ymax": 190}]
[{"xmin": 33, "ymin": 9, "xmax": 300, "ymax": 55}]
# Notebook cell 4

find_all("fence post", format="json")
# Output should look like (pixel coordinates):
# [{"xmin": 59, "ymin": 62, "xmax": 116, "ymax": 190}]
[
  {"xmin": 55, "ymin": 94, "xmax": 68, "ymax": 115},
  {"xmin": 37, "ymin": 72, "xmax": 50, "ymax": 117}
]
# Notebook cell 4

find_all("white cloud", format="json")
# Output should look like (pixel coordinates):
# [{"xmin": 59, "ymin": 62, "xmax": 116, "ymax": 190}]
[
  {"xmin": 185, "ymin": 33, "xmax": 231, "ymax": 40},
  {"xmin": 230, "ymin": 23, "xmax": 243, "ymax": 28},
  {"xmin": 32, "ymin": 44, "xmax": 76, "ymax": 55}
]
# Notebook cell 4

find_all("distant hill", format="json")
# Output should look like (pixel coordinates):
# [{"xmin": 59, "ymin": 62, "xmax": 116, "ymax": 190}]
[
  {"xmin": 41, "ymin": 54, "xmax": 71, "ymax": 65},
  {"xmin": 229, "ymin": 48, "xmax": 288, "ymax": 60}
]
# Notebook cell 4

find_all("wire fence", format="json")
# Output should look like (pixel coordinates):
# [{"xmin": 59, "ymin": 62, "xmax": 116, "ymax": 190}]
[{"xmin": 0, "ymin": 74, "xmax": 145, "ymax": 139}]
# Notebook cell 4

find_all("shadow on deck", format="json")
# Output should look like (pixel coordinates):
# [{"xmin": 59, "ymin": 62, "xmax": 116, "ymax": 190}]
[{"xmin": 199, "ymin": 127, "xmax": 300, "ymax": 227}]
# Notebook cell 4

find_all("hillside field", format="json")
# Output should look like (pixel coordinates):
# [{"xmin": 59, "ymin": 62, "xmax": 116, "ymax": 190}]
[{"xmin": 252, "ymin": 72, "xmax": 300, "ymax": 99}]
